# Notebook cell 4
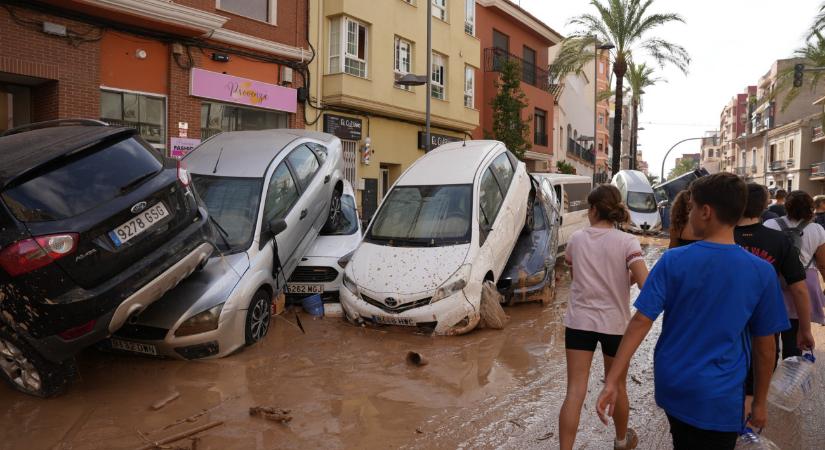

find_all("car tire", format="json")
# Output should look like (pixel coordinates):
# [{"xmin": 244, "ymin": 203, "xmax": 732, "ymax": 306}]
[
  {"xmin": 326, "ymin": 186, "xmax": 343, "ymax": 230},
  {"xmin": 245, "ymin": 289, "xmax": 272, "ymax": 345},
  {"xmin": 0, "ymin": 325, "xmax": 75, "ymax": 398}
]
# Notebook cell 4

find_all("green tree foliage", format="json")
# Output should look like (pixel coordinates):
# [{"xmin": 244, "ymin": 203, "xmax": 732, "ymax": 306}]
[
  {"xmin": 552, "ymin": 0, "xmax": 690, "ymax": 174},
  {"xmin": 489, "ymin": 58, "xmax": 531, "ymax": 159},
  {"xmin": 667, "ymin": 157, "xmax": 697, "ymax": 180},
  {"xmin": 557, "ymin": 160, "xmax": 577, "ymax": 174},
  {"xmin": 645, "ymin": 173, "xmax": 659, "ymax": 185}
]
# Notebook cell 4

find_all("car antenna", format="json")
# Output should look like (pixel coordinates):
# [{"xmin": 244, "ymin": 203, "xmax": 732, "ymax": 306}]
[{"xmin": 212, "ymin": 147, "xmax": 224, "ymax": 174}]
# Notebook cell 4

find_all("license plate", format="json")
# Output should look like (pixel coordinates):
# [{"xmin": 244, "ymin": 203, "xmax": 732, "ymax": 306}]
[
  {"xmin": 286, "ymin": 284, "xmax": 324, "ymax": 294},
  {"xmin": 110, "ymin": 338, "xmax": 158, "ymax": 356},
  {"xmin": 372, "ymin": 315, "xmax": 415, "ymax": 326},
  {"xmin": 109, "ymin": 202, "xmax": 169, "ymax": 247}
]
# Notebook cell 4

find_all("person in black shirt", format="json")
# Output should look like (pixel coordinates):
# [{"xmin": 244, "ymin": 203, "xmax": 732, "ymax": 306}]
[
  {"xmin": 768, "ymin": 189, "xmax": 787, "ymax": 217},
  {"xmin": 734, "ymin": 184, "xmax": 814, "ymax": 410},
  {"xmin": 814, "ymin": 195, "xmax": 825, "ymax": 229}
]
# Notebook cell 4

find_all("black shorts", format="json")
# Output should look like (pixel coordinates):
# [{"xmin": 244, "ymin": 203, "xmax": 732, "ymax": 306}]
[
  {"xmin": 565, "ymin": 327, "xmax": 623, "ymax": 357},
  {"xmin": 667, "ymin": 414, "xmax": 737, "ymax": 450}
]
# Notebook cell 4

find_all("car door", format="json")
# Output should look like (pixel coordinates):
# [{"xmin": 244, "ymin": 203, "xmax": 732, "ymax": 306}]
[
  {"xmin": 284, "ymin": 144, "xmax": 325, "ymax": 259},
  {"xmin": 488, "ymin": 152, "xmax": 518, "ymax": 251},
  {"xmin": 478, "ymin": 163, "xmax": 509, "ymax": 277},
  {"xmin": 262, "ymin": 161, "xmax": 302, "ymax": 278}
]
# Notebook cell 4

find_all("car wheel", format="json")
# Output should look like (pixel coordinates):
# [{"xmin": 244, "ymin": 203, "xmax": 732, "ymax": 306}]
[
  {"xmin": 326, "ymin": 186, "xmax": 343, "ymax": 229},
  {"xmin": 245, "ymin": 289, "xmax": 272, "ymax": 345},
  {"xmin": 0, "ymin": 326, "xmax": 74, "ymax": 398}
]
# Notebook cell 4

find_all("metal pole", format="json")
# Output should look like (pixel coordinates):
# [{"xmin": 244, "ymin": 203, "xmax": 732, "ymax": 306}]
[
  {"xmin": 660, "ymin": 136, "xmax": 706, "ymax": 182},
  {"xmin": 425, "ymin": 0, "xmax": 432, "ymax": 152},
  {"xmin": 592, "ymin": 45, "xmax": 598, "ymax": 184}
]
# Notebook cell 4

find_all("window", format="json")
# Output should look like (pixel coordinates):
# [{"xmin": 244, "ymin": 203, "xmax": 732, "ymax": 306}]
[
  {"xmin": 193, "ymin": 175, "xmax": 263, "ymax": 253},
  {"xmin": 522, "ymin": 46, "xmax": 537, "ymax": 86},
  {"xmin": 599, "ymin": 61, "xmax": 605, "ymax": 74},
  {"xmin": 464, "ymin": 0, "xmax": 475, "ymax": 35},
  {"xmin": 534, "ymin": 109, "xmax": 547, "ymax": 146},
  {"xmin": 432, "ymin": 0, "xmax": 447, "ymax": 21},
  {"xmin": 789, "ymin": 139, "xmax": 794, "ymax": 159},
  {"xmin": 493, "ymin": 30, "xmax": 509, "ymax": 51},
  {"xmin": 286, "ymin": 145, "xmax": 320, "ymax": 190},
  {"xmin": 431, "ymin": 52, "xmax": 446, "ymax": 100},
  {"xmin": 464, "ymin": 65, "xmax": 474, "ymax": 108},
  {"xmin": 752, "ymin": 149, "xmax": 756, "ymax": 167},
  {"xmin": 394, "ymin": 37, "xmax": 413, "ymax": 90},
  {"xmin": 218, "ymin": 0, "xmax": 274, "ymax": 23},
  {"xmin": 598, "ymin": 113, "xmax": 604, "ymax": 125},
  {"xmin": 490, "ymin": 153, "xmax": 515, "ymax": 192},
  {"xmin": 200, "ymin": 102, "xmax": 288, "ymax": 139},
  {"xmin": 101, "ymin": 90, "xmax": 166, "ymax": 151},
  {"xmin": 329, "ymin": 17, "xmax": 368, "ymax": 78},
  {"xmin": 479, "ymin": 168, "xmax": 504, "ymax": 231},
  {"xmin": 788, "ymin": 179, "xmax": 793, "ymax": 191},
  {"xmin": 264, "ymin": 163, "xmax": 299, "ymax": 223}
]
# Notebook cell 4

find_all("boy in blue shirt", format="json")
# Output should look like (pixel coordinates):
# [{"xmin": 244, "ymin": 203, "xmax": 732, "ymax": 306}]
[{"xmin": 596, "ymin": 173, "xmax": 789, "ymax": 450}]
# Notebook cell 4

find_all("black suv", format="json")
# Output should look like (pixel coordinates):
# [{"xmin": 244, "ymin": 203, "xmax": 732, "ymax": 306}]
[{"xmin": 0, "ymin": 119, "xmax": 214, "ymax": 397}]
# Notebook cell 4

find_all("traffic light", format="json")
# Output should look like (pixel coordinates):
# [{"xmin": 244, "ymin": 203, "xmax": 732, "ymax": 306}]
[{"xmin": 794, "ymin": 63, "xmax": 805, "ymax": 88}]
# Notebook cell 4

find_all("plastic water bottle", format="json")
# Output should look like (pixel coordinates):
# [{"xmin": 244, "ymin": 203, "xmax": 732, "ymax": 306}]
[
  {"xmin": 734, "ymin": 429, "xmax": 780, "ymax": 450},
  {"xmin": 767, "ymin": 352, "xmax": 816, "ymax": 412}
]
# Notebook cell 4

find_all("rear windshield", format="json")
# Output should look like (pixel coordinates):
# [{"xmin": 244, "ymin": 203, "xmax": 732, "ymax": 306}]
[
  {"xmin": 2, "ymin": 136, "xmax": 162, "ymax": 222},
  {"xmin": 321, "ymin": 194, "xmax": 359, "ymax": 236},
  {"xmin": 192, "ymin": 175, "xmax": 263, "ymax": 253}
]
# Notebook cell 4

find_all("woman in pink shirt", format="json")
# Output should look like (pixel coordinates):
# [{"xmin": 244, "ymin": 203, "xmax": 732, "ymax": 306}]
[{"xmin": 559, "ymin": 184, "xmax": 649, "ymax": 450}]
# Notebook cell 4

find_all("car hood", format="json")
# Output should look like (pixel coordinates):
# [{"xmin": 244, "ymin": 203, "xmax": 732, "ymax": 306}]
[
  {"xmin": 629, "ymin": 211, "xmax": 660, "ymax": 226},
  {"xmin": 501, "ymin": 228, "xmax": 550, "ymax": 282},
  {"xmin": 304, "ymin": 232, "xmax": 361, "ymax": 258},
  {"xmin": 350, "ymin": 242, "xmax": 470, "ymax": 295},
  {"xmin": 134, "ymin": 252, "xmax": 250, "ymax": 329}
]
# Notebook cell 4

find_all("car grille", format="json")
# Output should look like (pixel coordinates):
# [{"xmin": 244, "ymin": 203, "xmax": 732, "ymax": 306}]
[
  {"xmin": 114, "ymin": 324, "xmax": 169, "ymax": 340},
  {"xmin": 289, "ymin": 266, "xmax": 339, "ymax": 283},
  {"xmin": 286, "ymin": 291, "xmax": 339, "ymax": 305},
  {"xmin": 361, "ymin": 294, "xmax": 432, "ymax": 314}
]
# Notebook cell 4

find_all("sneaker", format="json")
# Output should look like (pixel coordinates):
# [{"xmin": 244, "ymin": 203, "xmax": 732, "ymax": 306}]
[{"xmin": 614, "ymin": 428, "xmax": 639, "ymax": 450}]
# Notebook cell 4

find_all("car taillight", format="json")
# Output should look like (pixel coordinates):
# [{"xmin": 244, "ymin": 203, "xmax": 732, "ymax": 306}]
[
  {"xmin": 177, "ymin": 159, "xmax": 191, "ymax": 187},
  {"xmin": 0, "ymin": 233, "xmax": 78, "ymax": 276},
  {"xmin": 58, "ymin": 319, "xmax": 96, "ymax": 340}
]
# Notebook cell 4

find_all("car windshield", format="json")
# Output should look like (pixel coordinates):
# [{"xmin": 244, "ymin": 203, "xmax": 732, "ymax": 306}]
[
  {"xmin": 321, "ymin": 194, "xmax": 359, "ymax": 236},
  {"xmin": 627, "ymin": 191, "xmax": 657, "ymax": 213},
  {"xmin": 367, "ymin": 185, "xmax": 472, "ymax": 246},
  {"xmin": 192, "ymin": 175, "xmax": 262, "ymax": 253}
]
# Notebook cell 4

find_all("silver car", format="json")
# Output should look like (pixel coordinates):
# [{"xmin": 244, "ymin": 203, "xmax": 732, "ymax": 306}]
[{"xmin": 104, "ymin": 129, "xmax": 344, "ymax": 359}]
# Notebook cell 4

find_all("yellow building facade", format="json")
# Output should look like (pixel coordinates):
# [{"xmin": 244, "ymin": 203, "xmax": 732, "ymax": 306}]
[{"xmin": 308, "ymin": 0, "xmax": 481, "ymax": 220}]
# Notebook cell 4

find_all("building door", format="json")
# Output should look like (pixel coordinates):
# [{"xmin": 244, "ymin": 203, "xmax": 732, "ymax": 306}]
[
  {"xmin": 379, "ymin": 168, "xmax": 390, "ymax": 199},
  {"xmin": 341, "ymin": 140, "xmax": 358, "ymax": 188},
  {"xmin": 362, "ymin": 178, "xmax": 379, "ymax": 227},
  {"xmin": 0, "ymin": 83, "xmax": 32, "ymax": 133}
]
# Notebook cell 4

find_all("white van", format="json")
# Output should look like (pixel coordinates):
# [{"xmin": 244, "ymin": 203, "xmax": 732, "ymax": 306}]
[
  {"xmin": 612, "ymin": 170, "xmax": 660, "ymax": 233},
  {"xmin": 532, "ymin": 173, "xmax": 592, "ymax": 249}
]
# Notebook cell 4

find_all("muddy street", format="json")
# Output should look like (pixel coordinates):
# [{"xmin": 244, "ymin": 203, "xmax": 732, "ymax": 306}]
[{"xmin": 1, "ymin": 237, "xmax": 823, "ymax": 450}]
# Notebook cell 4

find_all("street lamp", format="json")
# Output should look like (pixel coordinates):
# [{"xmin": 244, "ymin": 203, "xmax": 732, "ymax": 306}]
[
  {"xmin": 593, "ymin": 42, "xmax": 615, "ymax": 184},
  {"xmin": 660, "ymin": 136, "xmax": 706, "ymax": 182}
]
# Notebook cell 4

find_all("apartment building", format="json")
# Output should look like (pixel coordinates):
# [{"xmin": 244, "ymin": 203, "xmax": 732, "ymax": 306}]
[
  {"xmin": 474, "ymin": 0, "xmax": 563, "ymax": 172},
  {"xmin": 700, "ymin": 130, "xmax": 722, "ymax": 174},
  {"xmin": 306, "ymin": 0, "xmax": 480, "ymax": 220},
  {"xmin": 0, "ymin": 0, "xmax": 310, "ymax": 156},
  {"xmin": 765, "ymin": 114, "xmax": 821, "ymax": 193},
  {"xmin": 718, "ymin": 88, "xmax": 753, "ymax": 174}
]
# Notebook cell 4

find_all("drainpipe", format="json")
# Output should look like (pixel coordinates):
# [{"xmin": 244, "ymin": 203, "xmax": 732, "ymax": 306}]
[{"xmin": 316, "ymin": 0, "xmax": 324, "ymax": 131}]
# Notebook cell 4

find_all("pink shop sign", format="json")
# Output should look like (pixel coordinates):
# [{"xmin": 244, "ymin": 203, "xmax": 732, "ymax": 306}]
[{"xmin": 190, "ymin": 68, "xmax": 297, "ymax": 113}]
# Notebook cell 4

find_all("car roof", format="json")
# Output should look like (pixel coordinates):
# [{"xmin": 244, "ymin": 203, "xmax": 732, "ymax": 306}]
[
  {"xmin": 396, "ymin": 140, "xmax": 503, "ymax": 186},
  {"xmin": 0, "ymin": 125, "xmax": 135, "ymax": 189},
  {"xmin": 185, "ymin": 129, "xmax": 339, "ymax": 178},
  {"xmin": 616, "ymin": 170, "xmax": 653, "ymax": 191},
  {"xmin": 533, "ymin": 173, "xmax": 592, "ymax": 184}
]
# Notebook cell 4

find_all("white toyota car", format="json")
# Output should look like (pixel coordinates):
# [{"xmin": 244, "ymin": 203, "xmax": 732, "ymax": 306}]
[{"xmin": 340, "ymin": 140, "xmax": 532, "ymax": 335}]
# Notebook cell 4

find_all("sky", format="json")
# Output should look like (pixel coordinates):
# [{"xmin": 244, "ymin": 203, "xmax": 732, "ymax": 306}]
[{"xmin": 515, "ymin": 0, "xmax": 822, "ymax": 178}]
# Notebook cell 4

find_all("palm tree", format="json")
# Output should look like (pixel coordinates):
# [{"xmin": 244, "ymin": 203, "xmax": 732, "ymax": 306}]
[
  {"xmin": 552, "ymin": 0, "xmax": 690, "ymax": 175},
  {"xmin": 625, "ymin": 62, "xmax": 662, "ymax": 170}
]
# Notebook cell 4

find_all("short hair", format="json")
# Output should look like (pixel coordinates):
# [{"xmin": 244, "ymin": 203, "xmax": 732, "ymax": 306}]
[
  {"xmin": 689, "ymin": 173, "xmax": 747, "ymax": 226},
  {"xmin": 775, "ymin": 189, "xmax": 788, "ymax": 200},
  {"xmin": 743, "ymin": 183, "xmax": 769, "ymax": 219},
  {"xmin": 669, "ymin": 190, "xmax": 691, "ymax": 234},
  {"xmin": 786, "ymin": 190, "xmax": 814, "ymax": 222},
  {"xmin": 814, "ymin": 195, "xmax": 825, "ymax": 209}
]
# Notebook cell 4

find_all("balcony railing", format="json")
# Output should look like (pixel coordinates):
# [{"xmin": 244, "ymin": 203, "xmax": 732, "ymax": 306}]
[
  {"xmin": 567, "ymin": 138, "xmax": 594, "ymax": 164},
  {"xmin": 814, "ymin": 125, "xmax": 825, "ymax": 143},
  {"xmin": 811, "ymin": 162, "xmax": 825, "ymax": 179},
  {"xmin": 484, "ymin": 47, "xmax": 563, "ymax": 98},
  {"xmin": 534, "ymin": 132, "xmax": 548, "ymax": 147},
  {"xmin": 769, "ymin": 159, "xmax": 794, "ymax": 171}
]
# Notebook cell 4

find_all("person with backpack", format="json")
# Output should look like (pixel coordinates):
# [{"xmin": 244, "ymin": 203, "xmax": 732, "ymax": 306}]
[
  {"xmin": 813, "ymin": 195, "xmax": 825, "ymax": 229},
  {"xmin": 764, "ymin": 190, "xmax": 825, "ymax": 358}
]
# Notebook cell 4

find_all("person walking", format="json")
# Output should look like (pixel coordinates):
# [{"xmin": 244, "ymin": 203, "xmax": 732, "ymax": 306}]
[
  {"xmin": 734, "ymin": 183, "xmax": 814, "ymax": 414},
  {"xmin": 668, "ymin": 190, "xmax": 699, "ymax": 248},
  {"xmin": 768, "ymin": 189, "xmax": 788, "ymax": 217},
  {"xmin": 596, "ymin": 173, "xmax": 788, "ymax": 450},
  {"xmin": 813, "ymin": 195, "xmax": 825, "ymax": 229},
  {"xmin": 764, "ymin": 190, "xmax": 825, "ymax": 358},
  {"xmin": 559, "ymin": 184, "xmax": 649, "ymax": 450}
]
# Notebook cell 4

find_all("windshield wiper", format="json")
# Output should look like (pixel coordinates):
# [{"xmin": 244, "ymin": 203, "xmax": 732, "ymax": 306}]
[
  {"xmin": 209, "ymin": 215, "xmax": 232, "ymax": 250},
  {"xmin": 120, "ymin": 171, "xmax": 158, "ymax": 193}
]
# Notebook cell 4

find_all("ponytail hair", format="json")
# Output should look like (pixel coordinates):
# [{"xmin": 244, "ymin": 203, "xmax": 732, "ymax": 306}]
[{"xmin": 587, "ymin": 184, "xmax": 630, "ymax": 224}]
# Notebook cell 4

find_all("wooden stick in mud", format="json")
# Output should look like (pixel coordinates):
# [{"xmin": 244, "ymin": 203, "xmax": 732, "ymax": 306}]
[
  {"xmin": 151, "ymin": 392, "xmax": 181, "ymax": 411},
  {"xmin": 135, "ymin": 421, "xmax": 223, "ymax": 450}
]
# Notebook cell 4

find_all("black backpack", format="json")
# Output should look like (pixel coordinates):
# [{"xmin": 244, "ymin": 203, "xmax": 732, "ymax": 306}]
[{"xmin": 776, "ymin": 217, "xmax": 815, "ymax": 269}]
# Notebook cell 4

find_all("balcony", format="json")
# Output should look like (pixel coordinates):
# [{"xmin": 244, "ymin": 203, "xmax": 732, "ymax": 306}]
[
  {"xmin": 484, "ymin": 47, "xmax": 562, "ymax": 98},
  {"xmin": 811, "ymin": 162, "xmax": 825, "ymax": 180},
  {"xmin": 814, "ymin": 125, "xmax": 825, "ymax": 143},
  {"xmin": 534, "ymin": 132, "xmax": 548, "ymax": 147},
  {"xmin": 567, "ymin": 138, "xmax": 594, "ymax": 164},
  {"xmin": 769, "ymin": 159, "xmax": 794, "ymax": 171}
]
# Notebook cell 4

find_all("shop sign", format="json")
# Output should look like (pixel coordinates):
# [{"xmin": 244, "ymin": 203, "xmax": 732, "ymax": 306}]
[
  {"xmin": 190, "ymin": 68, "xmax": 297, "ymax": 113},
  {"xmin": 323, "ymin": 114, "xmax": 362, "ymax": 141},
  {"xmin": 170, "ymin": 137, "xmax": 201, "ymax": 159},
  {"xmin": 417, "ymin": 132, "xmax": 462, "ymax": 151}
]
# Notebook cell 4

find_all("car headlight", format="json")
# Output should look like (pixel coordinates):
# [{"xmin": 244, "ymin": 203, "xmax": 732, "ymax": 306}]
[
  {"xmin": 431, "ymin": 264, "xmax": 472, "ymax": 303},
  {"xmin": 525, "ymin": 269, "xmax": 547, "ymax": 286},
  {"xmin": 338, "ymin": 250, "xmax": 355, "ymax": 269},
  {"xmin": 174, "ymin": 303, "xmax": 224, "ymax": 337},
  {"xmin": 343, "ymin": 272, "xmax": 359, "ymax": 296}
]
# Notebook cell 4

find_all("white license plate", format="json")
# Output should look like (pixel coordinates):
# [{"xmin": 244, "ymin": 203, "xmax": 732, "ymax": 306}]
[
  {"xmin": 109, "ymin": 202, "xmax": 169, "ymax": 247},
  {"xmin": 372, "ymin": 315, "xmax": 415, "ymax": 326},
  {"xmin": 286, "ymin": 284, "xmax": 324, "ymax": 294},
  {"xmin": 110, "ymin": 338, "xmax": 158, "ymax": 356}
]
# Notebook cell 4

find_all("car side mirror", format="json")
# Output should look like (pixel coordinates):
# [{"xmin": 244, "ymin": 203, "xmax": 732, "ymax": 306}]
[
  {"xmin": 269, "ymin": 219, "xmax": 287, "ymax": 237},
  {"xmin": 657, "ymin": 200, "xmax": 669, "ymax": 208}
]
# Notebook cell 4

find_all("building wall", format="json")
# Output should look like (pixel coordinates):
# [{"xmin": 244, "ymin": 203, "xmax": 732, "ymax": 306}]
[{"xmin": 549, "ymin": 46, "xmax": 596, "ymax": 178}]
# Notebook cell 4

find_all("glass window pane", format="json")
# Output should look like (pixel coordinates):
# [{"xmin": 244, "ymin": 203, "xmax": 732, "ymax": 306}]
[
  {"xmin": 122, "ymin": 93, "xmax": 139, "ymax": 121},
  {"xmin": 369, "ymin": 185, "xmax": 472, "ymax": 242},
  {"xmin": 490, "ymin": 153, "xmax": 514, "ymax": 192},
  {"xmin": 264, "ymin": 163, "xmax": 300, "ymax": 222},
  {"xmin": 192, "ymin": 175, "xmax": 262, "ymax": 252},
  {"xmin": 479, "ymin": 169, "xmax": 504, "ymax": 227},
  {"xmin": 100, "ymin": 91, "xmax": 122, "ymax": 120},
  {"xmin": 220, "ymin": 0, "xmax": 268, "ymax": 22},
  {"xmin": 287, "ymin": 145, "xmax": 320, "ymax": 190}
]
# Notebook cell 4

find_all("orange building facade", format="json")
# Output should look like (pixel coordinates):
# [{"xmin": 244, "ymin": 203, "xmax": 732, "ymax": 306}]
[{"xmin": 473, "ymin": 0, "xmax": 562, "ymax": 172}]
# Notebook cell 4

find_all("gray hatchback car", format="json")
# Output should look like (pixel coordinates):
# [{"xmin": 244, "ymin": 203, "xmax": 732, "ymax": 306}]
[{"xmin": 104, "ymin": 129, "xmax": 344, "ymax": 359}]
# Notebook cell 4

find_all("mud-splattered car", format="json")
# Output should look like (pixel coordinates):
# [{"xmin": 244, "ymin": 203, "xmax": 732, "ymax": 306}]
[
  {"xmin": 340, "ymin": 140, "xmax": 532, "ymax": 335},
  {"xmin": 496, "ymin": 181, "xmax": 560, "ymax": 305},
  {"xmin": 0, "ymin": 119, "xmax": 213, "ymax": 396}
]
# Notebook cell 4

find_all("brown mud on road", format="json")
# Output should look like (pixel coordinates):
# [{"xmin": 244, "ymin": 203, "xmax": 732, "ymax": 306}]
[{"xmin": 2, "ymin": 237, "xmax": 824, "ymax": 450}]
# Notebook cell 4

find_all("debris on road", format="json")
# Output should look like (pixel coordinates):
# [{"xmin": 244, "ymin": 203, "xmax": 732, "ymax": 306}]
[
  {"xmin": 249, "ymin": 406, "xmax": 293, "ymax": 423},
  {"xmin": 478, "ymin": 281, "xmax": 508, "ymax": 329},
  {"xmin": 631, "ymin": 375, "xmax": 643, "ymax": 385},
  {"xmin": 537, "ymin": 431, "xmax": 554, "ymax": 441},
  {"xmin": 136, "ymin": 421, "xmax": 223, "ymax": 450},
  {"xmin": 406, "ymin": 351, "xmax": 428, "ymax": 367},
  {"xmin": 151, "ymin": 392, "xmax": 181, "ymax": 411}
]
